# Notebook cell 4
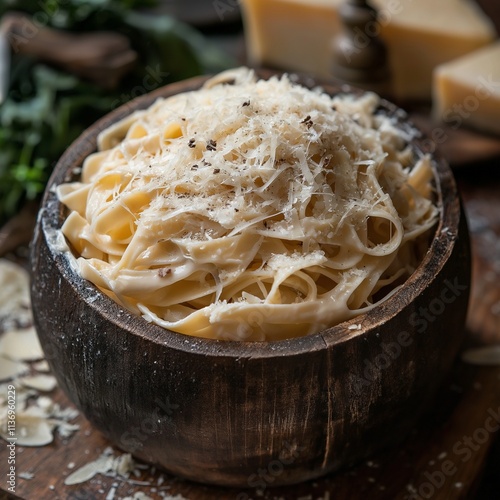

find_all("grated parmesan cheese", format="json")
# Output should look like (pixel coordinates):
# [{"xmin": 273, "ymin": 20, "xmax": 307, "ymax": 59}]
[{"xmin": 58, "ymin": 68, "xmax": 438, "ymax": 341}]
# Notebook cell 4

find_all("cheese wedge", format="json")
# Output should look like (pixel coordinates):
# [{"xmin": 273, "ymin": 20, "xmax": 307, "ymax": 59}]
[
  {"xmin": 378, "ymin": 0, "xmax": 497, "ymax": 100},
  {"xmin": 240, "ymin": 0, "xmax": 342, "ymax": 78},
  {"xmin": 433, "ymin": 41, "xmax": 500, "ymax": 136},
  {"xmin": 240, "ymin": 0, "xmax": 497, "ymax": 100}
]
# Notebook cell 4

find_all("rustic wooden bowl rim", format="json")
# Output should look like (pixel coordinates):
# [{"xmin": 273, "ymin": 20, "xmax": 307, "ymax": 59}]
[{"xmin": 39, "ymin": 70, "xmax": 459, "ymax": 359}]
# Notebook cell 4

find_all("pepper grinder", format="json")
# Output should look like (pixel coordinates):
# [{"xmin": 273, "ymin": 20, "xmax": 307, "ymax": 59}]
[{"xmin": 332, "ymin": 0, "xmax": 391, "ymax": 96}]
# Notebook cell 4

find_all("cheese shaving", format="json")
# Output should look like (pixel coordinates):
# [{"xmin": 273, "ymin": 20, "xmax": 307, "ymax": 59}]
[
  {"xmin": 0, "ymin": 260, "xmax": 32, "ymax": 331},
  {"xmin": 0, "ymin": 327, "xmax": 44, "ymax": 361},
  {"xmin": 58, "ymin": 68, "xmax": 438, "ymax": 341},
  {"xmin": 64, "ymin": 448, "xmax": 135, "ymax": 485}
]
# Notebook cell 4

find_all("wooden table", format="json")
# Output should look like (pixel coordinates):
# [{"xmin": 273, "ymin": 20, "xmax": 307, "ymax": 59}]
[{"xmin": 2, "ymin": 349, "xmax": 500, "ymax": 500}]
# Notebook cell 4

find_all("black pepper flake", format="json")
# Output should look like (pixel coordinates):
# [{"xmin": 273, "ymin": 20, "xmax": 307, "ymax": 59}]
[
  {"xmin": 213, "ymin": 168, "xmax": 221, "ymax": 174},
  {"xmin": 242, "ymin": 100, "xmax": 250, "ymax": 107},
  {"xmin": 191, "ymin": 164, "xmax": 199, "ymax": 170},
  {"xmin": 331, "ymin": 105, "xmax": 337, "ymax": 111},
  {"xmin": 206, "ymin": 139, "xmax": 217, "ymax": 151},
  {"xmin": 301, "ymin": 115, "xmax": 314, "ymax": 129},
  {"xmin": 235, "ymin": 208, "xmax": 239, "ymax": 212},
  {"xmin": 188, "ymin": 138, "xmax": 196, "ymax": 148},
  {"xmin": 202, "ymin": 160, "xmax": 212, "ymax": 167},
  {"xmin": 158, "ymin": 268, "xmax": 172, "ymax": 278}
]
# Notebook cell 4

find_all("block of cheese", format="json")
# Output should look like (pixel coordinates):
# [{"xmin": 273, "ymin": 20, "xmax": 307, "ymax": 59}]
[
  {"xmin": 433, "ymin": 41, "xmax": 500, "ymax": 137},
  {"xmin": 240, "ymin": 0, "xmax": 497, "ymax": 100},
  {"xmin": 378, "ymin": 0, "xmax": 497, "ymax": 100}
]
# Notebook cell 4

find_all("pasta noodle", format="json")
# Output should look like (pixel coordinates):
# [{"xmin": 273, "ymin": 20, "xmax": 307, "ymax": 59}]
[{"xmin": 58, "ymin": 68, "xmax": 438, "ymax": 341}]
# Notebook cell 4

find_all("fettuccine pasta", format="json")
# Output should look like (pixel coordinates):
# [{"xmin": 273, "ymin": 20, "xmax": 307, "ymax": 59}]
[{"xmin": 58, "ymin": 68, "xmax": 438, "ymax": 341}]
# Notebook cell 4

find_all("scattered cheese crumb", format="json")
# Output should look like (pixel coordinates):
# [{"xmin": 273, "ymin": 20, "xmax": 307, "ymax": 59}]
[
  {"xmin": 105, "ymin": 485, "xmax": 117, "ymax": 500},
  {"xmin": 0, "ymin": 355, "xmax": 29, "ymax": 381},
  {"xmin": 0, "ymin": 259, "xmax": 80, "ymax": 448},
  {"xmin": 19, "ymin": 374, "xmax": 57, "ymax": 392},
  {"xmin": 64, "ymin": 449, "xmax": 136, "ymax": 486},
  {"xmin": 0, "ymin": 260, "xmax": 33, "ymax": 330},
  {"xmin": 18, "ymin": 472, "xmax": 35, "ymax": 480},
  {"xmin": 33, "ymin": 360, "xmax": 51, "ymax": 373},
  {"xmin": 0, "ymin": 327, "xmax": 44, "ymax": 362}
]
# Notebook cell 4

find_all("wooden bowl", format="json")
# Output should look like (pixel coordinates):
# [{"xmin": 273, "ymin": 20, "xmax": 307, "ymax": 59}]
[{"xmin": 30, "ymin": 72, "xmax": 471, "ymax": 488}]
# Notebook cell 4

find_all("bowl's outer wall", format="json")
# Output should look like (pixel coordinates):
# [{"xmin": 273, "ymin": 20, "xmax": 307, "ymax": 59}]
[{"xmin": 31, "ymin": 74, "xmax": 471, "ymax": 487}]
